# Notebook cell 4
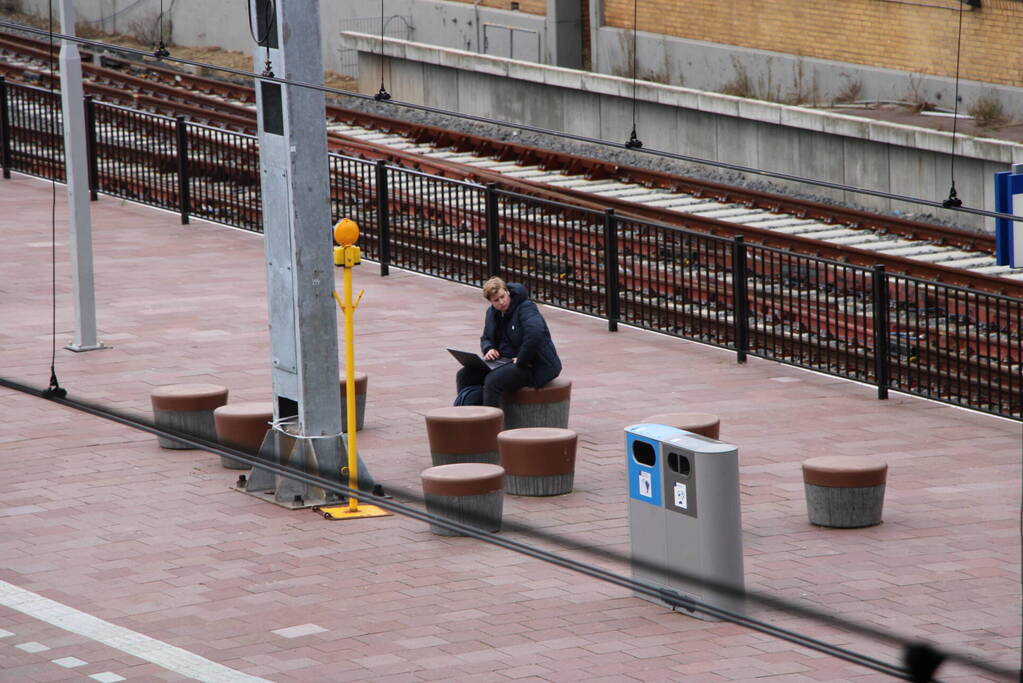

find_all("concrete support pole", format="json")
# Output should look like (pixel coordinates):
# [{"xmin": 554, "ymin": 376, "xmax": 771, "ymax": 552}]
[
  {"xmin": 58, "ymin": 0, "xmax": 103, "ymax": 352},
  {"xmin": 249, "ymin": 0, "xmax": 372, "ymax": 506}
]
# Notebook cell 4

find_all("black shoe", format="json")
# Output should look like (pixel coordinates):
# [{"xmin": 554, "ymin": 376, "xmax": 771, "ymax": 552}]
[{"xmin": 372, "ymin": 484, "xmax": 392, "ymax": 499}]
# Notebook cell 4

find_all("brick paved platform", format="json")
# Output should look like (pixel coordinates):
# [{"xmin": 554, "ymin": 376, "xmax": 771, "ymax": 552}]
[{"xmin": 0, "ymin": 174, "xmax": 1019, "ymax": 681}]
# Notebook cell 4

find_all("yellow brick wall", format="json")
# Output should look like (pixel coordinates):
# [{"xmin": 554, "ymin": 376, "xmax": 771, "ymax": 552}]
[
  {"xmin": 446, "ymin": 0, "xmax": 547, "ymax": 16},
  {"xmin": 603, "ymin": 0, "xmax": 1023, "ymax": 87}
]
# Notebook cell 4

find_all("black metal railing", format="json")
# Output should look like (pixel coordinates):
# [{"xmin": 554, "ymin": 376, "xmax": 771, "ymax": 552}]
[
  {"xmin": 386, "ymin": 164, "xmax": 490, "ymax": 285},
  {"xmin": 2, "ymin": 76, "xmax": 1019, "ymax": 421},
  {"xmin": 617, "ymin": 212, "xmax": 737, "ymax": 348},
  {"xmin": 746, "ymin": 244, "xmax": 876, "ymax": 383},
  {"xmin": 884, "ymin": 274, "xmax": 1022, "ymax": 414},
  {"xmin": 90, "ymin": 99, "xmax": 179, "ymax": 210},
  {"xmin": 2, "ymin": 79, "xmax": 64, "ymax": 181},
  {"xmin": 183, "ymin": 121, "xmax": 261, "ymax": 230}
]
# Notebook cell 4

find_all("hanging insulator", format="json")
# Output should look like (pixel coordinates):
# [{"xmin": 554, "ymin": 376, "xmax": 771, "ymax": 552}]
[
  {"xmin": 626, "ymin": 128, "xmax": 643, "ymax": 149},
  {"xmin": 942, "ymin": 185, "xmax": 963, "ymax": 208}
]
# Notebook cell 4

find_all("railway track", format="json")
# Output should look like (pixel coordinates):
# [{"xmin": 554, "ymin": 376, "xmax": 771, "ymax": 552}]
[
  {"xmin": 1, "ymin": 29, "xmax": 1022, "ymax": 300},
  {"xmin": 1, "ymin": 26, "xmax": 1020, "ymax": 419}
]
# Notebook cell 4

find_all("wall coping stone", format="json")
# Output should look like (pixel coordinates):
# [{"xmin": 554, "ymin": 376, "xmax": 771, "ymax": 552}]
[{"xmin": 343, "ymin": 32, "xmax": 1023, "ymax": 164}]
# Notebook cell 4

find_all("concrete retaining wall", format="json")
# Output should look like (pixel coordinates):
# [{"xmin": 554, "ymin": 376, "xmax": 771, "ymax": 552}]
[
  {"xmin": 15, "ymin": 0, "xmax": 1020, "ymax": 111},
  {"xmin": 13, "ymin": 0, "xmax": 549, "ymax": 73},
  {"xmin": 13, "ymin": 2, "xmax": 1020, "ymax": 230},
  {"xmin": 592, "ymin": 26, "xmax": 1023, "ymax": 117},
  {"xmin": 349, "ymin": 33, "xmax": 1023, "ymax": 232}
]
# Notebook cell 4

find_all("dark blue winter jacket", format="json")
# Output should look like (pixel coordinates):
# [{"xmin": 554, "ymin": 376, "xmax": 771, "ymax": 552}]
[{"xmin": 480, "ymin": 283, "xmax": 562, "ymax": 387}]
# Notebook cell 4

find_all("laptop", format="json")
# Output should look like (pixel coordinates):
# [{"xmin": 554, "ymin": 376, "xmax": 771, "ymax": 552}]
[{"xmin": 447, "ymin": 348, "xmax": 512, "ymax": 371}]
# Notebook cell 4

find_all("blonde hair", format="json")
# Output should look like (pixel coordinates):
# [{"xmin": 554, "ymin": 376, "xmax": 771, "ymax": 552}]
[{"xmin": 482, "ymin": 276, "xmax": 507, "ymax": 301}]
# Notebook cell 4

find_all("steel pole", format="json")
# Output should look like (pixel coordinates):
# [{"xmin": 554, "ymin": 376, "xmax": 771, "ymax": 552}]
[{"xmin": 59, "ymin": 0, "xmax": 104, "ymax": 352}]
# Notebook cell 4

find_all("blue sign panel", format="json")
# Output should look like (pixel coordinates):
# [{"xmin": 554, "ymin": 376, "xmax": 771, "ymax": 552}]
[
  {"xmin": 625, "ymin": 424, "xmax": 683, "ymax": 506},
  {"xmin": 994, "ymin": 171, "xmax": 1023, "ymax": 267}
]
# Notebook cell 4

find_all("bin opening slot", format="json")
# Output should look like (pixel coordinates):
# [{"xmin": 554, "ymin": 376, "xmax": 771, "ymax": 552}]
[
  {"xmin": 632, "ymin": 440, "xmax": 656, "ymax": 467},
  {"xmin": 667, "ymin": 451, "xmax": 690, "ymax": 477}
]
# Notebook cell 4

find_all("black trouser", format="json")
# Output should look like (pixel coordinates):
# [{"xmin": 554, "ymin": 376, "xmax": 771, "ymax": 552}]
[{"xmin": 456, "ymin": 363, "xmax": 531, "ymax": 407}]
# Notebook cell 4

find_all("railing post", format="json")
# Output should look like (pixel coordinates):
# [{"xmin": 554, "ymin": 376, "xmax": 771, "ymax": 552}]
[
  {"xmin": 84, "ymin": 95, "xmax": 98, "ymax": 200},
  {"xmin": 603, "ymin": 209, "xmax": 619, "ymax": 332},
  {"xmin": 732, "ymin": 236, "xmax": 749, "ymax": 364},
  {"xmin": 175, "ymin": 116, "xmax": 190, "ymax": 224},
  {"xmin": 0, "ymin": 76, "xmax": 11, "ymax": 179},
  {"xmin": 485, "ymin": 182, "xmax": 501, "ymax": 278},
  {"xmin": 871, "ymin": 264, "xmax": 890, "ymax": 400},
  {"xmin": 375, "ymin": 159, "xmax": 390, "ymax": 276}
]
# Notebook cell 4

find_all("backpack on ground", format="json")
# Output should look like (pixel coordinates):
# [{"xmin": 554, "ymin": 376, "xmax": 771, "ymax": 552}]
[{"xmin": 453, "ymin": 385, "xmax": 484, "ymax": 406}]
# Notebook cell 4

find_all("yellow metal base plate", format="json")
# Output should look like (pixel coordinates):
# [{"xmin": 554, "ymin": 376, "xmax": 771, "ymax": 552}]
[{"xmin": 314, "ymin": 504, "xmax": 392, "ymax": 520}]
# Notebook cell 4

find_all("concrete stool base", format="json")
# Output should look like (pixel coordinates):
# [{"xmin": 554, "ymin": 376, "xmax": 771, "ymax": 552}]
[
  {"xmin": 505, "ymin": 473, "xmax": 574, "ymax": 497},
  {"xmin": 423, "ymin": 492, "xmax": 504, "ymax": 536},
  {"xmin": 498, "ymin": 427, "xmax": 577, "ymax": 497},
  {"xmin": 803, "ymin": 456, "xmax": 888, "ymax": 529},
  {"xmin": 154, "ymin": 409, "xmax": 218, "ymax": 449},
  {"xmin": 641, "ymin": 412, "xmax": 720, "ymax": 439},
  {"xmin": 431, "ymin": 451, "xmax": 500, "ymax": 467},
  {"xmin": 421, "ymin": 463, "xmax": 505, "ymax": 536},
  {"xmin": 804, "ymin": 484, "xmax": 886, "ymax": 528},
  {"xmin": 502, "ymin": 378, "xmax": 571, "ymax": 430},
  {"xmin": 150, "ymin": 383, "xmax": 228, "ymax": 450}
]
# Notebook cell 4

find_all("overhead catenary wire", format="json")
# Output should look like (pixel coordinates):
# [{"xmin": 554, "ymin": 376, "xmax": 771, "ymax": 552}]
[
  {"xmin": 0, "ymin": 19, "xmax": 1016, "ymax": 681},
  {"xmin": 154, "ymin": 0, "xmax": 170, "ymax": 58},
  {"xmin": 0, "ymin": 375, "xmax": 1015, "ymax": 682},
  {"xmin": 2, "ymin": 19, "xmax": 1019, "ymax": 225},
  {"xmin": 41, "ymin": 3, "xmax": 65, "ymax": 400},
  {"xmin": 244, "ymin": 0, "xmax": 276, "ymax": 46},
  {"xmin": 373, "ymin": 0, "xmax": 391, "ymax": 101},
  {"xmin": 0, "ymin": 377, "xmax": 948, "ymax": 681},
  {"xmin": 244, "ymin": 0, "xmax": 276, "ymax": 78},
  {"xmin": 942, "ymin": 0, "xmax": 966, "ymax": 209},
  {"xmin": 625, "ymin": 0, "xmax": 642, "ymax": 149}
]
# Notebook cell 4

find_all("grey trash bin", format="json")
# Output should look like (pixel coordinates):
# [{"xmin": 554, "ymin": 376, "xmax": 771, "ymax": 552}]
[{"xmin": 625, "ymin": 423, "xmax": 745, "ymax": 620}]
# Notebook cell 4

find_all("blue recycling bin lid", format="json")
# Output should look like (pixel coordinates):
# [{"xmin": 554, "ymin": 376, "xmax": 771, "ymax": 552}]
[{"xmin": 625, "ymin": 423, "xmax": 685, "ymax": 506}]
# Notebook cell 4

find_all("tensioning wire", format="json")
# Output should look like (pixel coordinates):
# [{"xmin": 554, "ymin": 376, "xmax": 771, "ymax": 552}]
[
  {"xmin": 1, "ymin": 19, "xmax": 1018, "ymax": 225},
  {"xmin": 0, "ymin": 375, "xmax": 1015, "ymax": 682}
]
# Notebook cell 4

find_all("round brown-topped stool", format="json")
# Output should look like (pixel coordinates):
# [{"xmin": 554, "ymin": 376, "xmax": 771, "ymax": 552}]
[
  {"xmin": 214, "ymin": 402, "xmax": 273, "ymax": 469},
  {"xmin": 150, "ymin": 383, "xmax": 228, "ymax": 449},
  {"xmin": 498, "ymin": 427, "xmax": 577, "ymax": 496},
  {"xmin": 421, "ymin": 463, "xmax": 505, "ymax": 536},
  {"xmin": 501, "ymin": 377, "xmax": 572, "ymax": 430},
  {"xmin": 340, "ymin": 372, "xmax": 368, "ymax": 431},
  {"xmin": 640, "ymin": 412, "xmax": 720, "ymax": 440},
  {"xmin": 802, "ymin": 456, "xmax": 888, "ymax": 528},
  {"xmin": 424, "ymin": 406, "xmax": 504, "ymax": 466}
]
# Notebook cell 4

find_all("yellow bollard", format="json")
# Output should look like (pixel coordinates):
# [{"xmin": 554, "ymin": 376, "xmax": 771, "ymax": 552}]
[{"xmin": 316, "ymin": 219, "xmax": 390, "ymax": 521}]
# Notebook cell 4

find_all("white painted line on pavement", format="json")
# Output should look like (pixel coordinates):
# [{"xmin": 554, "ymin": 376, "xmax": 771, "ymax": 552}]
[{"xmin": 0, "ymin": 580, "xmax": 270, "ymax": 683}]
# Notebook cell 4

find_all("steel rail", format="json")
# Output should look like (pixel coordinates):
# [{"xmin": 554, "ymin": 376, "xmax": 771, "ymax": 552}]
[
  {"xmin": 2, "ymin": 27, "xmax": 1020, "ymax": 299},
  {"xmin": 2, "ymin": 17, "xmax": 1021, "ymax": 231},
  {"xmin": 0, "ymin": 27, "xmax": 1012, "ymax": 251},
  {"xmin": 332, "ymin": 137, "xmax": 1023, "ymax": 297},
  {"xmin": 0, "ymin": 25, "xmax": 1019, "ymax": 419}
]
